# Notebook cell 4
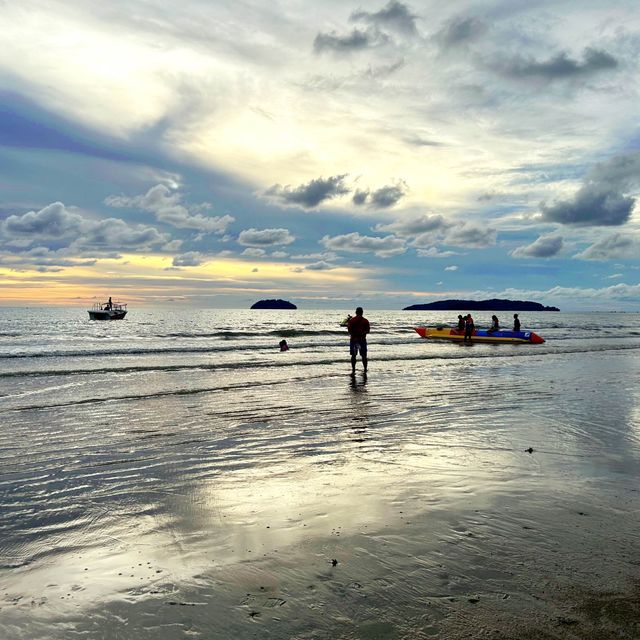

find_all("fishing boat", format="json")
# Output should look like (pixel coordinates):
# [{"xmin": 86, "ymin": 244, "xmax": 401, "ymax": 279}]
[
  {"xmin": 88, "ymin": 300, "xmax": 127, "ymax": 320},
  {"xmin": 415, "ymin": 326, "xmax": 544, "ymax": 344}
]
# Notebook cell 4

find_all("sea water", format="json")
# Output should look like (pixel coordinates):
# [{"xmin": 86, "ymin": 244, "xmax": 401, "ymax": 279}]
[{"xmin": 1, "ymin": 308, "xmax": 639, "ymax": 638}]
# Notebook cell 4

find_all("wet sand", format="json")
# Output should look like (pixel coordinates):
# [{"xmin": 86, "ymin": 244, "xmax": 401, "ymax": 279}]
[{"xmin": 1, "ymin": 331, "xmax": 640, "ymax": 638}]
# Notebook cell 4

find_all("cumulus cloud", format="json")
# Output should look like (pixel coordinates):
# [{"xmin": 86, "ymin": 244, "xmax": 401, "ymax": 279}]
[
  {"xmin": 2, "ymin": 202, "xmax": 83, "ymax": 245},
  {"xmin": 353, "ymin": 182, "xmax": 407, "ymax": 208},
  {"xmin": 350, "ymin": 1, "xmax": 419, "ymax": 36},
  {"xmin": 511, "ymin": 234, "xmax": 564, "ymax": 258},
  {"xmin": 264, "ymin": 175, "xmax": 350, "ymax": 208},
  {"xmin": 444, "ymin": 265, "xmax": 458, "ymax": 271},
  {"xmin": 172, "ymin": 251, "xmax": 206, "ymax": 267},
  {"xmin": 417, "ymin": 247, "xmax": 457, "ymax": 257},
  {"xmin": 242, "ymin": 248, "xmax": 267, "ymax": 257},
  {"xmin": 352, "ymin": 189, "xmax": 370, "ymax": 206},
  {"xmin": 376, "ymin": 215, "xmax": 495, "ymax": 249},
  {"xmin": 0, "ymin": 202, "xmax": 169, "ymax": 252},
  {"xmin": 444, "ymin": 223, "xmax": 496, "ymax": 248},
  {"xmin": 497, "ymin": 47, "xmax": 618, "ymax": 80},
  {"xmin": 321, "ymin": 232, "xmax": 405, "ymax": 257},
  {"xmin": 292, "ymin": 260, "xmax": 337, "ymax": 273},
  {"xmin": 574, "ymin": 232, "xmax": 640, "ymax": 261},
  {"xmin": 238, "ymin": 228, "xmax": 295, "ymax": 247},
  {"xmin": 488, "ymin": 283, "xmax": 640, "ymax": 306},
  {"xmin": 106, "ymin": 185, "xmax": 235, "ymax": 234},
  {"xmin": 542, "ymin": 153, "xmax": 640, "ymax": 226},
  {"xmin": 375, "ymin": 214, "xmax": 448, "ymax": 236}
]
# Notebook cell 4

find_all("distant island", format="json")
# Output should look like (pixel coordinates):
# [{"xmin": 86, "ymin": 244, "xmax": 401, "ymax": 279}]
[
  {"xmin": 403, "ymin": 298, "xmax": 560, "ymax": 312},
  {"xmin": 250, "ymin": 299, "xmax": 297, "ymax": 310}
]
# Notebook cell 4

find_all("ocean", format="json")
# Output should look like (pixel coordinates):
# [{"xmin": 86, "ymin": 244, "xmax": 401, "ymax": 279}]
[{"xmin": 1, "ymin": 307, "xmax": 640, "ymax": 638}]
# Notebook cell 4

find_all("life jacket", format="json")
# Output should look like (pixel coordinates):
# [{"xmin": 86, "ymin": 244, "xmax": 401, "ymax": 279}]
[{"xmin": 465, "ymin": 315, "xmax": 474, "ymax": 326}]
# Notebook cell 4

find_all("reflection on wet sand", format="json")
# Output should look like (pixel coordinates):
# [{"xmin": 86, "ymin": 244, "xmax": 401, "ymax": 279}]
[{"xmin": 1, "ymin": 348, "xmax": 640, "ymax": 639}]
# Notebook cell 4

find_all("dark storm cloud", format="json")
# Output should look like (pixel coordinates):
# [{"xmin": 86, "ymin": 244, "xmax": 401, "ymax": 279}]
[
  {"xmin": 264, "ymin": 175, "xmax": 350, "ymax": 208},
  {"xmin": 350, "ymin": 1, "xmax": 418, "ymax": 36},
  {"xmin": 574, "ymin": 233, "xmax": 640, "ymax": 261},
  {"xmin": 542, "ymin": 189, "xmax": 634, "ymax": 226},
  {"xmin": 313, "ymin": 29, "xmax": 381, "ymax": 54},
  {"xmin": 498, "ymin": 47, "xmax": 618, "ymax": 80},
  {"xmin": 542, "ymin": 153, "xmax": 640, "ymax": 226},
  {"xmin": 436, "ymin": 16, "xmax": 487, "ymax": 48},
  {"xmin": 511, "ymin": 234, "xmax": 564, "ymax": 258}
]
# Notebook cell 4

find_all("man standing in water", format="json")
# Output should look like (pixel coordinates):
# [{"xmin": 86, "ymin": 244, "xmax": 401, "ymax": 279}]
[{"xmin": 347, "ymin": 307, "xmax": 370, "ymax": 374}]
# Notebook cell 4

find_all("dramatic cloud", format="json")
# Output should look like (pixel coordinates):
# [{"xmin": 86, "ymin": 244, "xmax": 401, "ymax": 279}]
[
  {"xmin": 264, "ymin": 175, "xmax": 350, "ymax": 209},
  {"xmin": 542, "ymin": 153, "xmax": 640, "ymax": 226},
  {"xmin": 574, "ymin": 233, "xmax": 640, "ymax": 261},
  {"xmin": 0, "ymin": 202, "xmax": 168, "ymax": 251},
  {"xmin": 321, "ymin": 232, "xmax": 405, "ymax": 257},
  {"xmin": 350, "ymin": 1, "xmax": 418, "ymax": 36},
  {"xmin": 172, "ymin": 251, "xmax": 206, "ymax": 267},
  {"xmin": 497, "ymin": 47, "xmax": 618, "ymax": 80},
  {"xmin": 511, "ymin": 234, "xmax": 564, "ymax": 258},
  {"xmin": 106, "ymin": 185, "xmax": 235, "ymax": 234},
  {"xmin": 313, "ymin": 29, "xmax": 383, "ymax": 54},
  {"xmin": 353, "ymin": 183, "xmax": 407, "ymax": 208},
  {"xmin": 2, "ymin": 202, "xmax": 83, "ymax": 245},
  {"xmin": 238, "ymin": 228, "xmax": 295, "ymax": 247}
]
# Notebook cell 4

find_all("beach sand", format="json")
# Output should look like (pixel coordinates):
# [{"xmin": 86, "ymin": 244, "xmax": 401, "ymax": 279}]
[{"xmin": 1, "ymin": 326, "xmax": 640, "ymax": 638}]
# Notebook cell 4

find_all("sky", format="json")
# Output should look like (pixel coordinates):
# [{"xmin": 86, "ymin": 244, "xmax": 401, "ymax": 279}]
[{"xmin": 1, "ymin": 0, "xmax": 639, "ymax": 310}]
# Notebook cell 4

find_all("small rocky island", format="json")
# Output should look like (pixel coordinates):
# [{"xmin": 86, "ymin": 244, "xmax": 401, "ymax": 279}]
[
  {"xmin": 403, "ymin": 298, "xmax": 560, "ymax": 312},
  {"xmin": 250, "ymin": 299, "xmax": 297, "ymax": 310}
]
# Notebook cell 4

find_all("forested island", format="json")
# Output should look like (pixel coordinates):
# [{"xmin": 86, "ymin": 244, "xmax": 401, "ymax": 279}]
[
  {"xmin": 250, "ymin": 299, "xmax": 297, "ymax": 309},
  {"xmin": 403, "ymin": 298, "xmax": 560, "ymax": 312}
]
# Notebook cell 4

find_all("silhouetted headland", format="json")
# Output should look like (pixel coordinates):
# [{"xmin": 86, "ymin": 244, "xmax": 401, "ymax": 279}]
[
  {"xmin": 403, "ymin": 298, "xmax": 560, "ymax": 311},
  {"xmin": 250, "ymin": 299, "xmax": 297, "ymax": 309}
]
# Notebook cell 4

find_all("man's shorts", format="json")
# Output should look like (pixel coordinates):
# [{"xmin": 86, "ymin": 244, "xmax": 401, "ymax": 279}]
[{"xmin": 350, "ymin": 339, "xmax": 367, "ymax": 357}]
